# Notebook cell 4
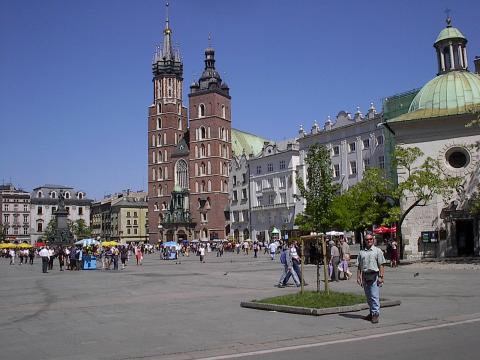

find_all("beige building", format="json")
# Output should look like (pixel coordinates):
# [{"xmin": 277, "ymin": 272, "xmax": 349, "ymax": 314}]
[{"xmin": 91, "ymin": 191, "xmax": 148, "ymax": 244}]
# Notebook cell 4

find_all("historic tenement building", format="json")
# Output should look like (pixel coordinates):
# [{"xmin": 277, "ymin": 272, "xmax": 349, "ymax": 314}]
[
  {"xmin": 0, "ymin": 184, "xmax": 31, "ymax": 243},
  {"xmin": 388, "ymin": 17, "xmax": 480, "ymax": 259},
  {"xmin": 30, "ymin": 185, "xmax": 93, "ymax": 244}
]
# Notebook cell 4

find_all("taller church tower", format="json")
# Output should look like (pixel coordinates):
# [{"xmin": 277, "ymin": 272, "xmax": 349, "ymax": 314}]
[
  {"xmin": 147, "ymin": 4, "xmax": 189, "ymax": 242},
  {"xmin": 189, "ymin": 47, "xmax": 232, "ymax": 240}
]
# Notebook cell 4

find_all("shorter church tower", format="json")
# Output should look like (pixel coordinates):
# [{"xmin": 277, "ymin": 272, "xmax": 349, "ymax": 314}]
[{"xmin": 188, "ymin": 47, "xmax": 232, "ymax": 240}]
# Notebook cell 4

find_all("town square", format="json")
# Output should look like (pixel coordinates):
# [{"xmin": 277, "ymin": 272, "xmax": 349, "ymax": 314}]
[{"xmin": 1, "ymin": 0, "xmax": 480, "ymax": 359}]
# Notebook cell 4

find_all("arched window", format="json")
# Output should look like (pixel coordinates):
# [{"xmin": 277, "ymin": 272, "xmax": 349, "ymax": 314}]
[
  {"xmin": 51, "ymin": 191, "xmax": 57, "ymax": 199},
  {"xmin": 37, "ymin": 191, "xmax": 43, "ymax": 198},
  {"xmin": 164, "ymin": 150, "xmax": 167, "ymax": 162},
  {"xmin": 224, "ymin": 180, "xmax": 228, "ymax": 192},
  {"xmin": 199, "ymin": 103, "xmax": 205, "ymax": 118},
  {"xmin": 208, "ymin": 180, "xmax": 212, "ymax": 192},
  {"xmin": 195, "ymin": 163, "xmax": 199, "ymax": 176},
  {"xmin": 195, "ymin": 182, "xmax": 199, "ymax": 192},
  {"xmin": 222, "ymin": 144, "xmax": 226, "ymax": 157},
  {"xmin": 154, "ymin": 203, "xmax": 158, "ymax": 211},
  {"xmin": 178, "ymin": 104, "xmax": 181, "ymax": 115},
  {"xmin": 195, "ymin": 145, "xmax": 198, "ymax": 158},
  {"xmin": 78, "ymin": 192, "xmax": 84, "ymax": 199},
  {"xmin": 158, "ymin": 213, "xmax": 164, "ymax": 223},
  {"xmin": 200, "ymin": 126, "xmax": 207, "ymax": 139},
  {"xmin": 157, "ymin": 117, "xmax": 162, "ymax": 129},
  {"xmin": 152, "ymin": 168, "xmax": 156, "ymax": 180},
  {"xmin": 202, "ymin": 228, "xmax": 208, "ymax": 239},
  {"xmin": 222, "ymin": 105, "xmax": 226, "ymax": 119},
  {"xmin": 201, "ymin": 181, "xmax": 206, "ymax": 193},
  {"xmin": 64, "ymin": 191, "xmax": 70, "ymax": 199},
  {"xmin": 207, "ymin": 161, "xmax": 211, "ymax": 174},
  {"xmin": 200, "ymin": 144, "xmax": 206, "ymax": 157},
  {"xmin": 207, "ymin": 143, "xmax": 211, "ymax": 156},
  {"xmin": 175, "ymin": 160, "xmax": 188, "ymax": 189},
  {"xmin": 157, "ymin": 186, "xmax": 161, "ymax": 197},
  {"xmin": 220, "ymin": 127, "xmax": 225, "ymax": 140},
  {"xmin": 201, "ymin": 162, "xmax": 206, "ymax": 175},
  {"xmin": 152, "ymin": 151, "xmax": 156, "ymax": 163},
  {"xmin": 162, "ymin": 202, "xmax": 167, "ymax": 210},
  {"xmin": 163, "ymin": 133, "xmax": 167, "ymax": 145},
  {"xmin": 175, "ymin": 133, "xmax": 178, "ymax": 145},
  {"xmin": 157, "ymin": 103, "xmax": 162, "ymax": 114},
  {"xmin": 151, "ymin": 134, "xmax": 155, "ymax": 147},
  {"xmin": 158, "ymin": 167, "xmax": 163, "ymax": 180},
  {"xmin": 158, "ymin": 150, "xmax": 163, "ymax": 163},
  {"xmin": 164, "ymin": 166, "xmax": 168, "ymax": 179},
  {"xmin": 157, "ymin": 134, "xmax": 161, "ymax": 146},
  {"xmin": 37, "ymin": 221, "xmax": 43, "ymax": 232},
  {"xmin": 178, "ymin": 118, "xmax": 182, "ymax": 130}
]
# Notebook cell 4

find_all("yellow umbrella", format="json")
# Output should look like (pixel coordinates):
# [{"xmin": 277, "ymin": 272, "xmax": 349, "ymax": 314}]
[
  {"xmin": 0, "ymin": 243, "xmax": 13, "ymax": 249},
  {"xmin": 18, "ymin": 243, "xmax": 33, "ymax": 249},
  {"xmin": 102, "ymin": 241, "xmax": 119, "ymax": 247}
]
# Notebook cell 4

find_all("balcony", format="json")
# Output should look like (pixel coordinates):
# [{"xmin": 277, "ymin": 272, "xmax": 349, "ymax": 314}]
[{"xmin": 251, "ymin": 202, "xmax": 287, "ymax": 211}]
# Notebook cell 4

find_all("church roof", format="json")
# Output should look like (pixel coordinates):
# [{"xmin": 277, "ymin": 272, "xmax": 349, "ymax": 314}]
[
  {"xmin": 435, "ymin": 25, "xmax": 466, "ymax": 44},
  {"xmin": 390, "ymin": 71, "xmax": 480, "ymax": 122},
  {"xmin": 231, "ymin": 129, "xmax": 269, "ymax": 157}
]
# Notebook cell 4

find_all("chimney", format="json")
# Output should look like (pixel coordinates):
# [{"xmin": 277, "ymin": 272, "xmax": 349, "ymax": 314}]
[{"xmin": 474, "ymin": 56, "xmax": 480, "ymax": 74}]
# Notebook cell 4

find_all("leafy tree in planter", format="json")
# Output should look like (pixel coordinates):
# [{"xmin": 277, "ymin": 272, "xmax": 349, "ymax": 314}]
[{"xmin": 70, "ymin": 219, "xmax": 92, "ymax": 240}]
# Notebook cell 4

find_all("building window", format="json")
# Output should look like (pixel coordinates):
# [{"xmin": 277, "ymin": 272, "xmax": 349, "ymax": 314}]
[
  {"xmin": 37, "ymin": 222, "xmax": 43, "ymax": 232},
  {"xmin": 78, "ymin": 192, "xmax": 84, "ymax": 200},
  {"xmin": 221, "ymin": 105, "xmax": 226, "ymax": 119},
  {"xmin": 23, "ymin": 227, "xmax": 28, "ymax": 235},
  {"xmin": 175, "ymin": 159, "xmax": 188, "ymax": 189},
  {"xmin": 37, "ymin": 206, "xmax": 43, "ymax": 215},
  {"xmin": 349, "ymin": 142, "xmax": 356, "ymax": 152},
  {"xmin": 134, "ymin": 220, "xmax": 137, "ymax": 225},
  {"xmin": 267, "ymin": 163, "xmax": 273, "ymax": 172},
  {"xmin": 257, "ymin": 196, "xmax": 263, "ymax": 206},
  {"xmin": 349, "ymin": 161, "xmax": 357, "ymax": 175},
  {"xmin": 280, "ymin": 193, "xmax": 286, "ymax": 204},
  {"xmin": 3, "ymin": 214, "xmax": 9, "ymax": 223},
  {"xmin": 233, "ymin": 191, "xmax": 238, "ymax": 201},
  {"xmin": 134, "ymin": 228, "xmax": 138, "ymax": 235},
  {"xmin": 199, "ymin": 104, "xmax": 205, "ymax": 118},
  {"xmin": 363, "ymin": 158, "xmax": 370, "ymax": 169},
  {"xmin": 242, "ymin": 189, "xmax": 247, "ymax": 200},
  {"xmin": 268, "ymin": 194, "xmax": 275, "ymax": 205},
  {"xmin": 333, "ymin": 164, "xmax": 340, "ymax": 178},
  {"xmin": 279, "ymin": 160, "xmax": 286, "ymax": 169},
  {"xmin": 242, "ymin": 173, "xmax": 246, "ymax": 184},
  {"xmin": 127, "ymin": 228, "xmax": 131, "ymax": 235},
  {"xmin": 279, "ymin": 177, "xmax": 286, "ymax": 188},
  {"xmin": 201, "ymin": 212, "xmax": 208, "ymax": 222},
  {"xmin": 379, "ymin": 156, "xmax": 385, "ymax": 169},
  {"xmin": 363, "ymin": 139, "xmax": 370, "ymax": 149},
  {"xmin": 233, "ymin": 176, "xmax": 237, "ymax": 186},
  {"xmin": 200, "ymin": 126, "xmax": 207, "ymax": 139},
  {"xmin": 178, "ymin": 118, "xmax": 182, "ymax": 130},
  {"xmin": 23, "ymin": 214, "xmax": 28, "ymax": 223},
  {"xmin": 445, "ymin": 147, "xmax": 469, "ymax": 169},
  {"xmin": 65, "ymin": 191, "xmax": 70, "ymax": 199},
  {"xmin": 65, "ymin": 207, "xmax": 70, "ymax": 214},
  {"xmin": 377, "ymin": 135, "xmax": 384, "ymax": 145},
  {"xmin": 3, "ymin": 204, "xmax": 8, "ymax": 211},
  {"xmin": 127, "ymin": 212, "xmax": 131, "ymax": 217},
  {"xmin": 37, "ymin": 191, "xmax": 43, "ymax": 198},
  {"xmin": 78, "ymin": 207, "xmax": 83, "ymax": 216},
  {"xmin": 127, "ymin": 220, "xmax": 131, "ymax": 225},
  {"xmin": 256, "ymin": 165, "xmax": 262, "ymax": 174},
  {"xmin": 333, "ymin": 146, "xmax": 340, "ymax": 156},
  {"xmin": 256, "ymin": 181, "xmax": 261, "ymax": 191}
]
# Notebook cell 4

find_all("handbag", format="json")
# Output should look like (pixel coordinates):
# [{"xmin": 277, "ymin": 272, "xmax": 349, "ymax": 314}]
[{"xmin": 363, "ymin": 271, "xmax": 378, "ymax": 283}]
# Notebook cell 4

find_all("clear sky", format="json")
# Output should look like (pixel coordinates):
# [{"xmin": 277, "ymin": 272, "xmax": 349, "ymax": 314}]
[{"xmin": 1, "ymin": 0, "xmax": 479, "ymax": 200}]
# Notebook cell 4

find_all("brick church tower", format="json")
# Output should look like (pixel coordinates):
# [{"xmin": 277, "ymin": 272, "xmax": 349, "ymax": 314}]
[
  {"xmin": 147, "ymin": 4, "xmax": 231, "ymax": 242},
  {"xmin": 189, "ymin": 48, "xmax": 232, "ymax": 240},
  {"xmin": 147, "ymin": 6, "xmax": 190, "ymax": 242}
]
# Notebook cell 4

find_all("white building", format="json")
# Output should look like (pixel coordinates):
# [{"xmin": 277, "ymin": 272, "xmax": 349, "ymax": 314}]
[
  {"xmin": 30, "ymin": 185, "xmax": 93, "ymax": 244},
  {"xmin": 249, "ymin": 141, "xmax": 301, "ymax": 243},
  {"xmin": 297, "ymin": 106, "xmax": 387, "ymax": 195},
  {"xmin": 388, "ymin": 17, "xmax": 480, "ymax": 259}
]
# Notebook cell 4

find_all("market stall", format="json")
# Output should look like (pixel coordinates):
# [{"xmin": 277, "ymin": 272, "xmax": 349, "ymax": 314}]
[{"xmin": 75, "ymin": 238, "xmax": 100, "ymax": 270}]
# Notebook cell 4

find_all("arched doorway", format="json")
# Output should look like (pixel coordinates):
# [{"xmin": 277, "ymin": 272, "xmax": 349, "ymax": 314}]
[{"xmin": 243, "ymin": 229, "xmax": 250, "ymax": 240}]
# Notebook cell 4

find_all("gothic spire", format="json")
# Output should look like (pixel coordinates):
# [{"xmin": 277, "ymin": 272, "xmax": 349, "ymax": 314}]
[{"xmin": 162, "ymin": 2, "xmax": 173, "ymax": 60}]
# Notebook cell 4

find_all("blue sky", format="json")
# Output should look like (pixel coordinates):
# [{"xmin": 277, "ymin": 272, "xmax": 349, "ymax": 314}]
[{"xmin": 1, "ymin": 0, "xmax": 479, "ymax": 200}]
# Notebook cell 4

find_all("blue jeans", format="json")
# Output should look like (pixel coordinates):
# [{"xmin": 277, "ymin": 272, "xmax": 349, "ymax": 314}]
[
  {"xmin": 363, "ymin": 274, "xmax": 380, "ymax": 315},
  {"xmin": 279, "ymin": 264, "xmax": 300, "ymax": 286}
]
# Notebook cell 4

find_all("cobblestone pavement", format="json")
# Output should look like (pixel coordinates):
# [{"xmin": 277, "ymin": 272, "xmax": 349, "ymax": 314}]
[{"xmin": 1, "ymin": 251, "xmax": 479, "ymax": 360}]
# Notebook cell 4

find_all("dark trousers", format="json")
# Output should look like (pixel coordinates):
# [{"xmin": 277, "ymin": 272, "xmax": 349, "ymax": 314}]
[
  {"xmin": 42, "ymin": 257, "xmax": 49, "ymax": 273},
  {"xmin": 292, "ymin": 260, "xmax": 303, "ymax": 283}
]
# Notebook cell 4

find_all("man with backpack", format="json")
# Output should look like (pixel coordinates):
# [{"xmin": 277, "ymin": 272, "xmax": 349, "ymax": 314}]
[{"xmin": 277, "ymin": 245, "xmax": 300, "ymax": 287}]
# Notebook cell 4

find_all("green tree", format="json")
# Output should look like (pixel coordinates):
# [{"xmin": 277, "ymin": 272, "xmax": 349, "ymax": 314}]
[
  {"xmin": 70, "ymin": 219, "xmax": 92, "ymax": 239},
  {"xmin": 330, "ymin": 168, "xmax": 394, "ymax": 233},
  {"xmin": 296, "ymin": 144, "xmax": 338, "ymax": 233},
  {"xmin": 390, "ymin": 146, "xmax": 462, "ymax": 257},
  {"xmin": 0, "ymin": 224, "xmax": 7, "ymax": 242},
  {"xmin": 42, "ymin": 219, "xmax": 57, "ymax": 243}
]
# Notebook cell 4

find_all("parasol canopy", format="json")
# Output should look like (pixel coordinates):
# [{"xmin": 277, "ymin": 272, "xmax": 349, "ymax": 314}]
[
  {"xmin": 326, "ymin": 231, "xmax": 344, "ymax": 236},
  {"xmin": 101, "ymin": 241, "xmax": 119, "ymax": 247},
  {"xmin": 75, "ymin": 238, "xmax": 100, "ymax": 247}
]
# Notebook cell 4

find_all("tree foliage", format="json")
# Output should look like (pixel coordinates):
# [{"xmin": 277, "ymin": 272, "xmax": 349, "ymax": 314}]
[
  {"xmin": 70, "ymin": 219, "xmax": 92, "ymax": 239},
  {"xmin": 295, "ymin": 144, "xmax": 338, "ymax": 233},
  {"xmin": 330, "ymin": 168, "xmax": 395, "ymax": 231},
  {"xmin": 42, "ymin": 219, "xmax": 57, "ymax": 242}
]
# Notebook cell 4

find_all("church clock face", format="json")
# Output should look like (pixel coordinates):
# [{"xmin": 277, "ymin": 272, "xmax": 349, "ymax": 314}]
[{"xmin": 179, "ymin": 145, "xmax": 184, "ymax": 150}]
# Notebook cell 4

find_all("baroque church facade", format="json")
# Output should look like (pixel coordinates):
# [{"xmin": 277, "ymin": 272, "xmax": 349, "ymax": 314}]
[{"xmin": 147, "ymin": 11, "xmax": 232, "ymax": 242}]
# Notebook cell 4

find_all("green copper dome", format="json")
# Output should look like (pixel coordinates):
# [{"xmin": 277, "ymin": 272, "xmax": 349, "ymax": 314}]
[
  {"xmin": 435, "ymin": 26, "xmax": 466, "ymax": 44},
  {"xmin": 408, "ymin": 71, "xmax": 480, "ymax": 115}
]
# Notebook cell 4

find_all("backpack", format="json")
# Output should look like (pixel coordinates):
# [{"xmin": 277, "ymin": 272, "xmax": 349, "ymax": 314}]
[{"xmin": 280, "ymin": 250, "xmax": 287, "ymax": 265}]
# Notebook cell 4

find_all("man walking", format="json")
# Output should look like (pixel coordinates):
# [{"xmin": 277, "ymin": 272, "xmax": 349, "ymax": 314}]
[
  {"xmin": 330, "ymin": 240, "xmax": 340, "ymax": 282},
  {"xmin": 278, "ymin": 245, "xmax": 300, "ymax": 287},
  {"xmin": 357, "ymin": 234, "xmax": 386, "ymax": 324},
  {"xmin": 38, "ymin": 246, "xmax": 50, "ymax": 274}
]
